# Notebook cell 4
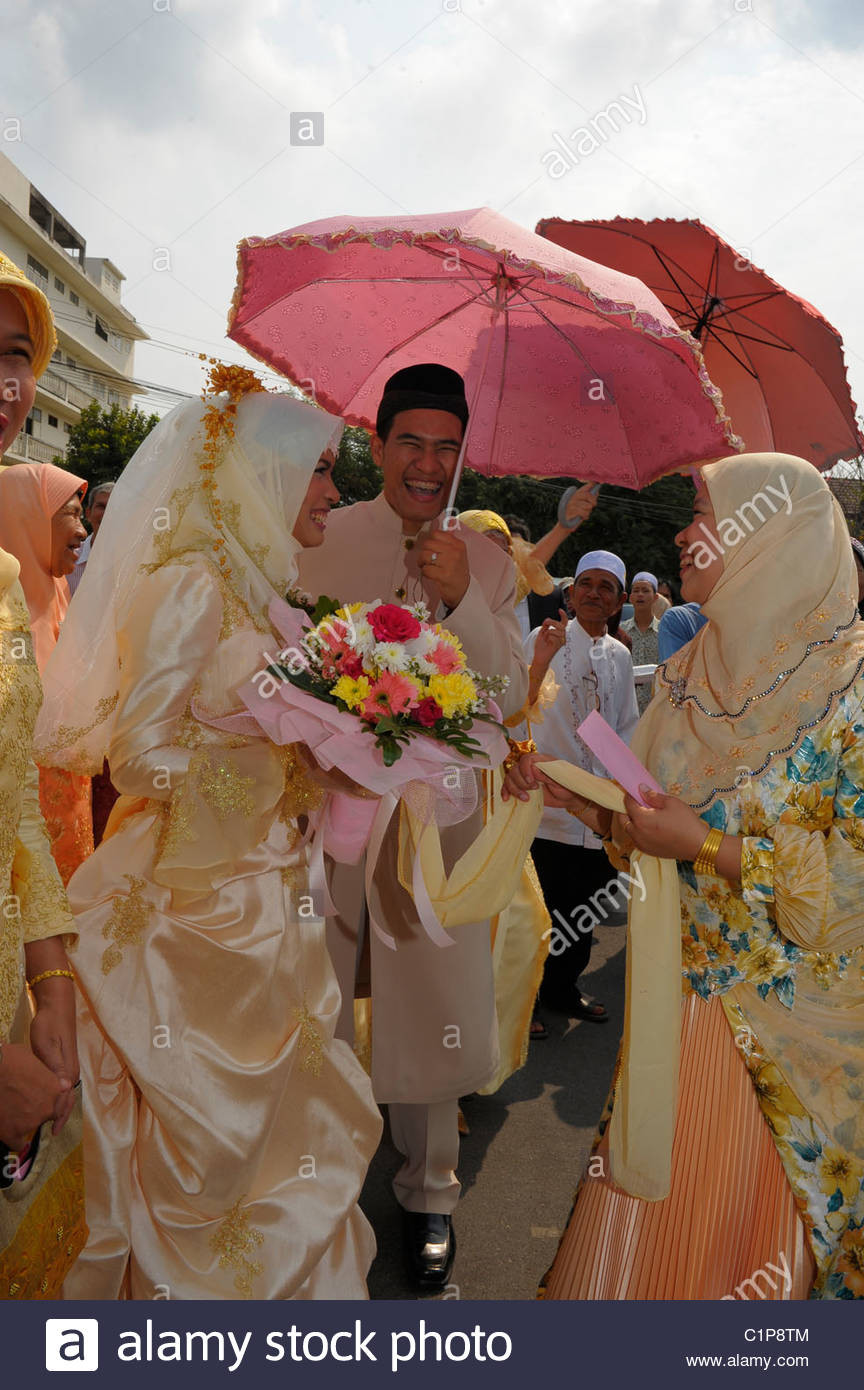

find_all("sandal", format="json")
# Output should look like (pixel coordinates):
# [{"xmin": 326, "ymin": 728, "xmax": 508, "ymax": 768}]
[
  {"xmin": 529, "ymin": 1016, "xmax": 548, "ymax": 1040},
  {"xmin": 573, "ymin": 994, "xmax": 608, "ymax": 1023}
]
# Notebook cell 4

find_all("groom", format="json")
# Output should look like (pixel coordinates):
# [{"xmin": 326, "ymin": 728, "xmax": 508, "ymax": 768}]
[{"xmin": 297, "ymin": 364, "xmax": 527, "ymax": 1288}]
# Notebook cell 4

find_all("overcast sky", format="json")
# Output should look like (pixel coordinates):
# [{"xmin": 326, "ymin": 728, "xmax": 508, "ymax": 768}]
[{"xmin": 3, "ymin": 0, "xmax": 863, "ymax": 422}]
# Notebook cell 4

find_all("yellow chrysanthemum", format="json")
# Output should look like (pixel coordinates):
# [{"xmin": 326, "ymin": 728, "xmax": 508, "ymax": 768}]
[
  {"xmin": 337, "ymin": 602, "xmax": 365, "ymax": 618},
  {"xmin": 427, "ymin": 673, "xmax": 477, "ymax": 719},
  {"xmin": 332, "ymin": 675, "xmax": 371, "ymax": 711}
]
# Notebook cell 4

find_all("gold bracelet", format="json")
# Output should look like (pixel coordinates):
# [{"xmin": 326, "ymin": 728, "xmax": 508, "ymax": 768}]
[
  {"xmin": 26, "ymin": 968, "xmax": 75, "ymax": 988},
  {"xmin": 693, "ymin": 826, "xmax": 725, "ymax": 876},
  {"xmin": 503, "ymin": 737, "xmax": 537, "ymax": 774}
]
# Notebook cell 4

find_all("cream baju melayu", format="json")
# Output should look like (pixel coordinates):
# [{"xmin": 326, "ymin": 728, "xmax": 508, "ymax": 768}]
[
  {"xmin": 298, "ymin": 492, "xmax": 527, "ymax": 1213},
  {"xmin": 35, "ymin": 392, "xmax": 382, "ymax": 1299}
]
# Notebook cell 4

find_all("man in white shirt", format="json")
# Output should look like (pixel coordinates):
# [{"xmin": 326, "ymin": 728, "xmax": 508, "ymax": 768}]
[{"xmin": 525, "ymin": 549, "xmax": 639, "ymax": 1022}]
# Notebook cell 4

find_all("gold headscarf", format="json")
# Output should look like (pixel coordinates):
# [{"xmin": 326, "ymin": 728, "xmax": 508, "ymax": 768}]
[
  {"xmin": 0, "ymin": 252, "xmax": 57, "ymax": 378},
  {"xmin": 458, "ymin": 508, "xmax": 555, "ymax": 603},
  {"xmin": 633, "ymin": 453, "xmax": 864, "ymax": 809}
]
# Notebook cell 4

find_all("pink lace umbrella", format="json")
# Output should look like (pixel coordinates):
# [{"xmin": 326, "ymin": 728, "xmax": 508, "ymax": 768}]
[
  {"xmin": 538, "ymin": 216, "xmax": 863, "ymax": 471},
  {"xmin": 228, "ymin": 207, "xmax": 740, "ymax": 500}
]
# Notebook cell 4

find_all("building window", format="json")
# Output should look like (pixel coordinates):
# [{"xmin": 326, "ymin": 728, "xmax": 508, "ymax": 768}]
[
  {"xmin": 69, "ymin": 291, "xmax": 79, "ymax": 306},
  {"xmin": 65, "ymin": 356, "xmax": 77, "ymax": 370},
  {"xmin": 94, "ymin": 317, "xmax": 108, "ymax": 341},
  {"xmin": 30, "ymin": 408, "xmax": 42, "ymax": 424},
  {"xmin": 86, "ymin": 309, "xmax": 93, "ymax": 319},
  {"xmin": 54, "ymin": 276, "xmax": 65, "ymax": 294},
  {"xmin": 26, "ymin": 254, "xmax": 49, "ymax": 289},
  {"xmin": 104, "ymin": 269, "xmax": 121, "ymax": 294},
  {"xmin": 107, "ymin": 390, "xmax": 122, "ymax": 406},
  {"xmin": 64, "ymin": 422, "xmax": 73, "ymax": 434},
  {"xmin": 51, "ymin": 347, "xmax": 62, "ymax": 362},
  {"xmin": 47, "ymin": 414, "xmax": 58, "ymax": 428}
]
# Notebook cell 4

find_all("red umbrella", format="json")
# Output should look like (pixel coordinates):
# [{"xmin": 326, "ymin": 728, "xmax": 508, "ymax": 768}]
[
  {"xmin": 537, "ymin": 216, "xmax": 863, "ymax": 471},
  {"xmin": 228, "ymin": 207, "xmax": 740, "ymax": 501}
]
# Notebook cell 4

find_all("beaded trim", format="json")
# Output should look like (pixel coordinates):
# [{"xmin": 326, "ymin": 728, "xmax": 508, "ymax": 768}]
[
  {"xmin": 659, "ymin": 610, "xmax": 860, "ymax": 719},
  {"xmin": 688, "ymin": 652, "xmax": 864, "ymax": 810}
]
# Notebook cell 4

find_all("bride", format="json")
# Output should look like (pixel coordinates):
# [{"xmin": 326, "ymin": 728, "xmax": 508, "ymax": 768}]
[{"xmin": 35, "ymin": 371, "xmax": 382, "ymax": 1299}]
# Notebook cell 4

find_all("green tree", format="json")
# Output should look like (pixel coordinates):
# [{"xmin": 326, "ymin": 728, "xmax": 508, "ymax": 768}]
[
  {"xmin": 58, "ymin": 401, "xmax": 161, "ymax": 491},
  {"xmin": 334, "ymin": 427, "xmax": 694, "ymax": 593}
]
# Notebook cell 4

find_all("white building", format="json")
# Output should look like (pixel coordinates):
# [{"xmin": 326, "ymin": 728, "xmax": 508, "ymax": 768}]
[{"xmin": 0, "ymin": 149, "xmax": 148, "ymax": 464}]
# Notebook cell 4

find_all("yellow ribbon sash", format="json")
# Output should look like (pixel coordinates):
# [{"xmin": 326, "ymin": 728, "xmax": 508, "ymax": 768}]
[{"xmin": 398, "ymin": 758, "xmax": 681, "ymax": 1200}]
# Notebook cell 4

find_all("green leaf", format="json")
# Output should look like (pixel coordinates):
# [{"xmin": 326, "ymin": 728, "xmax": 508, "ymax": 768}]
[{"xmin": 310, "ymin": 594, "xmax": 343, "ymax": 625}]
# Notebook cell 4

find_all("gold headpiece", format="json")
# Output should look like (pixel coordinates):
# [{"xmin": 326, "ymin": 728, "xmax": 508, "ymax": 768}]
[{"xmin": 197, "ymin": 355, "xmax": 266, "ymax": 575}]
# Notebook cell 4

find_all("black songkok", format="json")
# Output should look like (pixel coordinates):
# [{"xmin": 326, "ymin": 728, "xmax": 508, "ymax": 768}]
[{"xmin": 375, "ymin": 363, "xmax": 469, "ymax": 438}]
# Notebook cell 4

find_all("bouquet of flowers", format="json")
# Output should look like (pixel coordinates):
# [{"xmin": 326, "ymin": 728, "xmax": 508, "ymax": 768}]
[
  {"xmin": 206, "ymin": 593, "xmax": 513, "ymax": 947},
  {"xmin": 269, "ymin": 597, "xmax": 508, "ymax": 767}
]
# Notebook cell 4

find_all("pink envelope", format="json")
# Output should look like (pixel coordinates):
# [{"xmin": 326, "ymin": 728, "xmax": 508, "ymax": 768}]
[{"xmin": 575, "ymin": 709, "xmax": 663, "ymax": 806}]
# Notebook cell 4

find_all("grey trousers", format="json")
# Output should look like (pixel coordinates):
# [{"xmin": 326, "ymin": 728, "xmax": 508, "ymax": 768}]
[{"xmin": 326, "ymin": 906, "xmax": 462, "ymax": 1215}]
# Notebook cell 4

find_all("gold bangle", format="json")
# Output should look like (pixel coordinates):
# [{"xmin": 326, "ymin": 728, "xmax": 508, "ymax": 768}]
[
  {"xmin": 503, "ymin": 737, "xmax": 537, "ymax": 773},
  {"xmin": 26, "ymin": 968, "xmax": 75, "ymax": 988},
  {"xmin": 693, "ymin": 826, "xmax": 724, "ymax": 876}
]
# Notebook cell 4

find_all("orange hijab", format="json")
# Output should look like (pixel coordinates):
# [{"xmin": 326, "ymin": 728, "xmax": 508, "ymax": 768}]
[{"xmin": 0, "ymin": 462, "xmax": 86, "ymax": 670}]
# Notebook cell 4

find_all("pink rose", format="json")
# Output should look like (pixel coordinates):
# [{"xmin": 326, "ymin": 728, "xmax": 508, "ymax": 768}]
[
  {"xmin": 369, "ymin": 603, "xmax": 421, "ymax": 643},
  {"xmin": 416, "ymin": 698, "xmax": 443, "ymax": 728},
  {"xmin": 338, "ymin": 652, "xmax": 364, "ymax": 679}
]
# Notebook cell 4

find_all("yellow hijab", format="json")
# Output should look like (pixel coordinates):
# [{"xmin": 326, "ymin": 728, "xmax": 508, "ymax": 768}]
[
  {"xmin": 0, "ymin": 252, "xmax": 57, "ymax": 378},
  {"xmin": 635, "ymin": 453, "xmax": 864, "ymax": 809},
  {"xmin": 457, "ymin": 508, "xmax": 555, "ymax": 602}
]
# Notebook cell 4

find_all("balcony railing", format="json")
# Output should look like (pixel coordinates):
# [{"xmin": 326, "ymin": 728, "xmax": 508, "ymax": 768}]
[
  {"xmin": 41, "ymin": 370, "xmax": 92, "ymax": 412},
  {"xmin": 4, "ymin": 434, "xmax": 65, "ymax": 464}
]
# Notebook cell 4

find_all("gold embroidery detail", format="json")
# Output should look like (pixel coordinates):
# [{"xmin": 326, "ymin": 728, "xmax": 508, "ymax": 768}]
[
  {"xmin": 294, "ymin": 1002, "xmax": 324, "ymax": 1077},
  {"xmin": 35, "ymin": 693, "xmax": 120, "ymax": 774},
  {"xmin": 159, "ymin": 790, "xmax": 197, "ymax": 859},
  {"xmin": 209, "ymin": 1197, "xmax": 264, "ymax": 1299},
  {"xmin": 197, "ymin": 752, "xmax": 256, "ymax": 820},
  {"xmin": 101, "ymin": 875, "xmax": 154, "ymax": 974},
  {"xmin": 278, "ymin": 745, "xmax": 323, "ymax": 822}
]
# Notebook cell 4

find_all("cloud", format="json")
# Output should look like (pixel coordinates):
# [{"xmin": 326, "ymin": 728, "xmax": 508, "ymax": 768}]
[{"xmin": 1, "ymin": 0, "xmax": 860, "ymax": 421}]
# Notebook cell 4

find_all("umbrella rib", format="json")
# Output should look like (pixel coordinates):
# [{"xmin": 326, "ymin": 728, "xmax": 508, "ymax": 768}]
[
  {"xmin": 375, "ymin": 285, "xmax": 493, "ymax": 363},
  {"xmin": 648, "ymin": 247, "xmax": 705, "ymax": 320},
  {"xmin": 704, "ymin": 322, "xmax": 796, "ymax": 352},
  {"xmin": 507, "ymin": 285, "xmax": 602, "ymax": 374},
  {"xmin": 700, "ymin": 326, "xmax": 761, "ymax": 378}
]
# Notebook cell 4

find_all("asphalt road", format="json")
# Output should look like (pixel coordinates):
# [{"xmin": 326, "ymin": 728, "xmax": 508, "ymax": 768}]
[{"xmin": 360, "ymin": 909, "xmax": 628, "ymax": 1301}]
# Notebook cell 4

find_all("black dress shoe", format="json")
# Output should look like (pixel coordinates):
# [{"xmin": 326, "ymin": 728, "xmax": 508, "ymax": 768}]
[{"xmin": 403, "ymin": 1211, "xmax": 455, "ymax": 1289}]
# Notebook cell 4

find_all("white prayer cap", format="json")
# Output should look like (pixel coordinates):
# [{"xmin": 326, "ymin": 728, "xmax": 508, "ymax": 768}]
[
  {"xmin": 575, "ymin": 549, "xmax": 626, "ymax": 587},
  {"xmin": 632, "ymin": 570, "xmax": 658, "ymax": 590}
]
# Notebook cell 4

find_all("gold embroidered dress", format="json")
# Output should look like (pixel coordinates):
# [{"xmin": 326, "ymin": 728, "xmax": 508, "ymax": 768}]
[
  {"xmin": 35, "ymin": 387, "xmax": 382, "ymax": 1299},
  {"xmin": 0, "ymin": 547, "xmax": 76, "ymax": 1046}
]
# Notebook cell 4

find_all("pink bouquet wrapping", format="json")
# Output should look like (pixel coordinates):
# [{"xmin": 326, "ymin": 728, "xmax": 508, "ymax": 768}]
[{"xmin": 211, "ymin": 595, "xmax": 510, "ymax": 947}]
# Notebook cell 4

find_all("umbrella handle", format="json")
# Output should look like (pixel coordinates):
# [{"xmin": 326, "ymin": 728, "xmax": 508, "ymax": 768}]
[{"xmin": 558, "ymin": 483, "xmax": 600, "ymax": 530}]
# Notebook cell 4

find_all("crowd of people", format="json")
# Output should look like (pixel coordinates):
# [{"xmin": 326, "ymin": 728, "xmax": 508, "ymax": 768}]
[{"xmin": 1, "ymin": 249, "xmax": 863, "ymax": 1303}]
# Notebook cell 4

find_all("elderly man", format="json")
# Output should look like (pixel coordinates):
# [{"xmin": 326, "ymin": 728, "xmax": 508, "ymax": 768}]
[
  {"xmin": 524, "ymin": 550, "xmax": 638, "ymax": 1023},
  {"xmin": 298, "ymin": 363, "xmax": 527, "ymax": 1289},
  {"xmin": 68, "ymin": 480, "xmax": 114, "ymax": 596}
]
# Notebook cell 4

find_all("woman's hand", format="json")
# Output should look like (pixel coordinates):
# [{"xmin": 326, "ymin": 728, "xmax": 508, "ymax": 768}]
[
  {"xmin": 29, "ymin": 978, "xmax": 78, "ymax": 1134},
  {"xmin": 620, "ymin": 786, "xmax": 707, "ymax": 861},
  {"xmin": 0, "ymin": 1044, "xmax": 65, "ymax": 1151},
  {"xmin": 502, "ymin": 754, "xmax": 612, "ymax": 837},
  {"xmin": 501, "ymin": 751, "xmax": 549, "ymax": 802}
]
